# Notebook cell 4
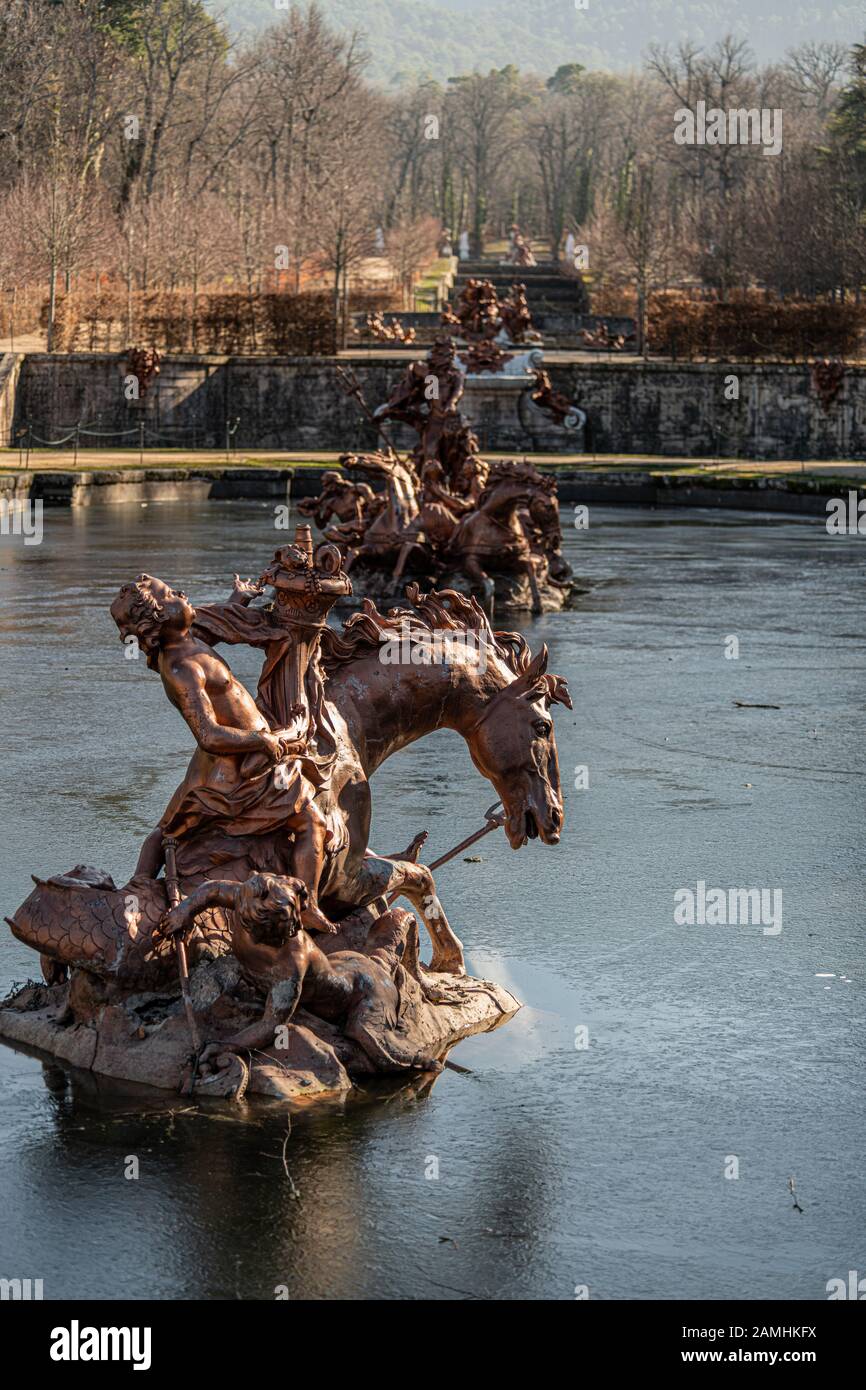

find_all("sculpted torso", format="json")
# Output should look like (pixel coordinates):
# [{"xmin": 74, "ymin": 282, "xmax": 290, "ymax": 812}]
[{"xmin": 160, "ymin": 640, "xmax": 271, "ymax": 749}]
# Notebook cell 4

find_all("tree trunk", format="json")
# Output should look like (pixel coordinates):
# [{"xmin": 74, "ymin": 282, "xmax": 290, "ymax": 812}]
[
  {"xmin": 47, "ymin": 255, "xmax": 57, "ymax": 352},
  {"xmin": 333, "ymin": 261, "xmax": 342, "ymax": 352},
  {"xmin": 637, "ymin": 282, "xmax": 648, "ymax": 360}
]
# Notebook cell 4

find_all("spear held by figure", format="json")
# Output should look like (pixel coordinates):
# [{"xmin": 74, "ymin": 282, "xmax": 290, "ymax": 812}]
[
  {"xmin": 163, "ymin": 835, "xmax": 202, "ymax": 1071},
  {"xmin": 386, "ymin": 801, "xmax": 506, "ymax": 907},
  {"xmin": 335, "ymin": 364, "xmax": 399, "ymax": 455}
]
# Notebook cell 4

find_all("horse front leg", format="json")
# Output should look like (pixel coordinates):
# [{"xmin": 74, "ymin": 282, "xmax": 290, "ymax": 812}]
[
  {"xmin": 460, "ymin": 555, "xmax": 495, "ymax": 618},
  {"xmin": 522, "ymin": 555, "xmax": 543, "ymax": 614},
  {"xmin": 393, "ymin": 538, "xmax": 426, "ymax": 584},
  {"xmin": 346, "ymin": 855, "xmax": 465, "ymax": 976},
  {"xmin": 383, "ymin": 857, "xmax": 465, "ymax": 976}
]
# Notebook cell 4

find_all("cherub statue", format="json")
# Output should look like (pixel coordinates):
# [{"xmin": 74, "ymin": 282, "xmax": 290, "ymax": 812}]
[
  {"xmin": 364, "ymin": 311, "xmax": 416, "ymax": 345},
  {"xmin": 508, "ymin": 229, "xmax": 536, "ymax": 267},
  {"xmin": 498, "ymin": 282, "xmax": 536, "ymax": 344},
  {"xmin": 297, "ymin": 470, "xmax": 377, "ymax": 532},
  {"xmin": 160, "ymin": 873, "xmax": 443, "ymax": 1075},
  {"xmin": 443, "ymin": 279, "xmax": 500, "ymax": 340},
  {"xmin": 125, "ymin": 346, "xmax": 161, "ymax": 398},
  {"xmin": 531, "ymin": 368, "xmax": 580, "ymax": 426}
]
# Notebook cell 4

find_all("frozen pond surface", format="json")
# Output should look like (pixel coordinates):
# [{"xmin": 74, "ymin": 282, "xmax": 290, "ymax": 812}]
[{"xmin": 0, "ymin": 499, "xmax": 863, "ymax": 1300}]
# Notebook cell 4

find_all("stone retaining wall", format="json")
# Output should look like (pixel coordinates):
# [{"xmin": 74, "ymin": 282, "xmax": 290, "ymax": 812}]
[{"xmin": 7, "ymin": 353, "xmax": 866, "ymax": 460}]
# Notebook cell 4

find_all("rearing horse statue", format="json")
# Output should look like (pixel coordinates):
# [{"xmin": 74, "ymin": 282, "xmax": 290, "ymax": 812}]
[
  {"xmin": 317, "ymin": 586, "xmax": 570, "ymax": 970},
  {"xmin": 7, "ymin": 588, "xmax": 571, "ymax": 990},
  {"xmin": 446, "ymin": 460, "xmax": 545, "ymax": 614}
]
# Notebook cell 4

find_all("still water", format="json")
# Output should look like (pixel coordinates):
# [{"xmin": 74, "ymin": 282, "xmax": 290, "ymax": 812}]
[{"xmin": 0, "ymin": 499, "xmax": 863, "ymax": 1300}]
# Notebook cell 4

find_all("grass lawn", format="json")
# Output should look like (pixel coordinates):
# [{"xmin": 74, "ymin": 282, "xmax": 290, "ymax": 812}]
[{"xmin": 1, "ymin": 450, "xmax": 862, "ymax": 484}]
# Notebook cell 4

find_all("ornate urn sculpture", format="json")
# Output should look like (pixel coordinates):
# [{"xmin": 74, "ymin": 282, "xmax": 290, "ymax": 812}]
[{"xmin": 260, "ymin": 526, "xmax": 352, "ymax": 727}]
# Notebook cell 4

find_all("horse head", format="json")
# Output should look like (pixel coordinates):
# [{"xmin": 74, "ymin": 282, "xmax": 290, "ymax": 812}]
[
  {"xmin": 321, "ymin": 586, "xmax": 572, "ymax": 854},
  {"xmin": 466, "ymin": 641, "xmax": 572, "ymax": 848},
  {"xmin": 477, "ymin": 470, "xmax": 533, "ymax": 520},
  {"xmin": 524, "ymin": 478, "xmax": 562, "ymax": 556}
]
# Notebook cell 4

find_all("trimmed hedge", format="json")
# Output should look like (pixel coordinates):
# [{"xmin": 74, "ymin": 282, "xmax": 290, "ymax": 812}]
[
  {"xmin": 648, "ymin": 295, "xmax": 865, "ymax": 361},
  {"xmin": 43, "ymin": 287, "xmax": 396, "ymax": 355}
]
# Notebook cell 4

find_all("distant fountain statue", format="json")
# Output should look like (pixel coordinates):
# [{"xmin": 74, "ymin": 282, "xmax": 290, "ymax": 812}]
[{"xmin": 329, "ymin": 334, "xmax": 578, "ymax": 614}]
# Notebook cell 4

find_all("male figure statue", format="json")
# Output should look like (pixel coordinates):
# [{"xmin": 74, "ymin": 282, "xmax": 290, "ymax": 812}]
[{"xmin": 110, "ymin": 574, "xmax": 335, "ymax": 934}]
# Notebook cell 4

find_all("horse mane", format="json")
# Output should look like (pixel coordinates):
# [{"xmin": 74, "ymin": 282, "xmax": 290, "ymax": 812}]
[
  {"xmin": 476, "ymin": 458, "xmax": 547, "ymax": 508},
  {"xmin": 320, "ymin": 585, "xmax": 532, "ymax": 677}
]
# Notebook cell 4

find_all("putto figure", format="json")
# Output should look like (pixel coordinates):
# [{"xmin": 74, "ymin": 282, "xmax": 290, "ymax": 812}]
[
  {"xmin": 364, "ymin": 310, "xmax": 416, "ymax": 345},
  {"xmin": 499, "ymin": 282, "xmax": 537, "ymax": 344},
  {"xmin": 531, "ymin": 368, "xmax": 583, "ymax": 428},
  {"xmin": 506, "ymin": 225, "xmax": 536, "ymax": 267},
  {"xmin": 124, "ymin": 346, "xmax": 161, "ymax": 398},
  {"xmin": 160, "ymin": 874, "xmax": 443, "ymax": 1075},
  {"xmin": 443, "ymin": 278, "xmax": 538, "ymax": 347},
  {"xmin": 297, "ymin": 470, "xmax": 380, "ymax": 534},
  {"xmin": 442, "ymin": 278, "xmax": 501, "ymax": 340}
]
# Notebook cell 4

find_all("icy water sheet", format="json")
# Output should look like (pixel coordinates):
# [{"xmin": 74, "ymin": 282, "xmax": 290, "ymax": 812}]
[{"xmin": 0, "ymin": 500, "xmax": 862, "ymax": 1300}]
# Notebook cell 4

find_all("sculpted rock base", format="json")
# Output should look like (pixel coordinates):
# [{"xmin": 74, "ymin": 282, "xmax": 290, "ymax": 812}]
[{"xmin": 0, "ymin": 923, "xmax": 520, "ymax": 1103}]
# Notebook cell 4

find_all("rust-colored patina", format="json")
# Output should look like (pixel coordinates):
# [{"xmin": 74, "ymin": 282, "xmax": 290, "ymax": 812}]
[
  {"xmin": 443, "ymin": 278, "xmax": 537, "ymax": 347},
  {"xmin": 320, "ymin": 333, "xmax": 575, "ymax": 614},
  {"xmin": 3, "ymin": 535, "xmax": 570, "ymax": 1095}
]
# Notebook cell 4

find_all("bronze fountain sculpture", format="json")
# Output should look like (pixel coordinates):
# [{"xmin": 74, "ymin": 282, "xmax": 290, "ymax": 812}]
[
  {"xmin": 323, "ymin": 328, "xmax": 580, "ymax": 615},
  {"xmin": 0, "ymin": 528, "xmax": 571, "ymax": 1102},
  {"xmin": 442, "ymin": 279, "xmax": 539, "ymax": 347}
]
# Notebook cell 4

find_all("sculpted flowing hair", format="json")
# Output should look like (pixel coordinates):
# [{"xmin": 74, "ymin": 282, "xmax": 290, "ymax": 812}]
[
  {"xmin": 110, "ymin": 581, "xmax": 167, "ymax": 671},
  {"xmin": 320, "ymin": 585, "xmax": 571, "ymax": 708},
  {"xmin": 236, "ymin": 873, "xmax": 307, "ymax": 946}
]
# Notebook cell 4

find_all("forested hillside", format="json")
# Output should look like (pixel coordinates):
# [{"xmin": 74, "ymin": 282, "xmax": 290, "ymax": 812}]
[{"xmin": 211, "ymin": 0, "xmax": 862, "ymax": 83}]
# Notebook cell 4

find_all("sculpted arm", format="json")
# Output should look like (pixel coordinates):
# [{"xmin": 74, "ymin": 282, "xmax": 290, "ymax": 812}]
[
  {"xmin": 193, "ymin": 580, "xmax": 267, "ymax": 648},
  {"xmin": 160, "ymin": 879, "xmax": 244, "ymax": 938},
  {"xmin": 170, "ymin": 663, "xmax": 273, "ymax": 758},
  {"xmin": 298, "ymin": 496, "xmax": 332, "ymax": 528},
  {"xmin": 441, "ymin": 373, "xmax": 464, "ymax": 413},
  {"xmin": 134, "ymin": 827, "xmax": 165, "ymax": 878},
  {"xmin": 226, "ymin": 575, "xmax": 264, "ymax": 607},
  {"xmin": 201, "ymin": 974, "xmax": 305, "ymax": 1059}
]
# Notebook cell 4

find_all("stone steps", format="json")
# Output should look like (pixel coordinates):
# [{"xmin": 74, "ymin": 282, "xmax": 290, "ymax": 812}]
[
  {"xmin": 455, "ymin": 276, "xmax": 579, "ymax": 296},
  {"xmin": 458, "ymin": 260, "xmax": 557, "ymax": 275},
  {"xmin": 452, "ymin": 261, "xmax": 589, "ymax": 317},
  {"xmin": 450, "ymin": 265, "xmax": 592, "ymax": 319}
]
